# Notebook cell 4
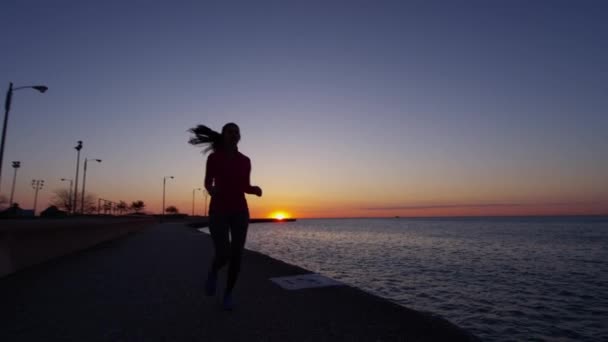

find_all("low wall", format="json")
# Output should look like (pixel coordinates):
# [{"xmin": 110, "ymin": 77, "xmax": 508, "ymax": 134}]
[{"xmin": 0, "ymin": 217, "xmax": 156, "ymax": 278}]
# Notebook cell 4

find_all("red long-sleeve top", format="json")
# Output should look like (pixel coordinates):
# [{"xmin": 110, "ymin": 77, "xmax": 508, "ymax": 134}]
[{"xmin": 205, "ymin": 149, "xmax": 255, "ymax": 215}]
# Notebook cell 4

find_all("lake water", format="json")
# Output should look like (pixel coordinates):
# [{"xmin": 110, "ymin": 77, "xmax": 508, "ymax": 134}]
[{"xmin": 243, "ymin": 216, "xmax": 608, "ymax": 341}]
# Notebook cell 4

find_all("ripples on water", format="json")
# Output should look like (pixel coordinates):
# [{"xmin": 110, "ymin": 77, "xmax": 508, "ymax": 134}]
[{"xmin": 244, "ymin": 217, "xmax": 608, "ymax": 341}]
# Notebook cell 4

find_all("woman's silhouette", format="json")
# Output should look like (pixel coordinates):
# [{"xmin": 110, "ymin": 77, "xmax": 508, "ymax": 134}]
[{"xmin": 188, "ymin": 123, "xmax": 262, "ymax": 310}]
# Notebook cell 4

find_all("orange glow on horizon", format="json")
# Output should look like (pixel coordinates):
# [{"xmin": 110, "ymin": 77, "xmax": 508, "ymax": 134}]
[{"xmin": 252, "ymin": 201, "xmax": 608, "ymax": 219}]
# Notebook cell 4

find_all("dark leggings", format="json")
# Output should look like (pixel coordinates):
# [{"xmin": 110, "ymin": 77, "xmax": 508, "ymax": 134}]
[{"xmin": 208, "ymin": 211, "xmax": 249, "ymax": 295}]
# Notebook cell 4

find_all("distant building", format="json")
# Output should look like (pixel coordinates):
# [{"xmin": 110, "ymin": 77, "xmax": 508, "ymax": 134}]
[
  {"xmin": 0, "ymin": 204, "xmax": 34, "ymax": 218},
  {"xmin": 41, "ymin": 206, "xmax": 68, "ymax": 218}
]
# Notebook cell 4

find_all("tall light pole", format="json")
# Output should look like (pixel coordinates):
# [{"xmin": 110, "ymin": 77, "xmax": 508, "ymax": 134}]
[
  {"xmin": 9, "ymin": 161, "xmax": 20, "ymax": 205},
  {"xmin": 162, "ymin": 176, "xmax": 174, "ymax": 217},
  {"xmin": 81, "ymin": 158, "xmax": 102, "ymax": 214},
  {"xmin": 60, "ymin": 178, "xmax": 73, "ymax": 212},
  {"xmin": 31, "ymin": 179, "xmax": 44, "ymax": 216},
  {"xmin": 192, "ymin": 187, "xmax": 201, "ymax": 216},
  {"xmin": 1, "ymin": 82, "xmax": 47, "ymax": 194},
  {"xmin": 72, "ymin": 141, "xmax": 82, "ymax": 215},
  {"xmin": 203, "ymin": 189, "xmax": 209, "ymax": 217}
]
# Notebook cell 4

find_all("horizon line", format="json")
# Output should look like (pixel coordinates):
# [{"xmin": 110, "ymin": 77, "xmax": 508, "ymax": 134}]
[
  {"xmin": 360, "ymin": 201, "xmax": 608, "ymax": 211},
  {"xmin": 293, "ymin": 213, "xmax": 608, "ymax": 220}
]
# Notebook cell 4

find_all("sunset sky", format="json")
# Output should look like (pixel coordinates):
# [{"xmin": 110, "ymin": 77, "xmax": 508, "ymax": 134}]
[{"xmin": 1, "ymin": 1, "xmax": 607, "ymax": 218}]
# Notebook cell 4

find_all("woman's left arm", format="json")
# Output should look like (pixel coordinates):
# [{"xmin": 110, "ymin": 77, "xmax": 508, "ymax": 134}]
[{"xmin": 244, "ymin": 158, "xmax": 262, "ymax": 197}]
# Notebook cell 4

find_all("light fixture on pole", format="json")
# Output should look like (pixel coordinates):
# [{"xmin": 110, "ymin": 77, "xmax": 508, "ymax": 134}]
[
  {"xmin": 81, "ymin": 158, "xmax": 102, "ymax": 214},
  {"xmin": 31, "ymin": 179, "xmax": 44, "ymax": 216},
  {"xmin": 60, "ymin": 178, "xmax": 73, "ymax": 212},
  {"xmin": 9, "ymin": 161, "xmax": 20, "ymax": 206},
  {"xmin": 192, "ymin": 187, "xmax": 202, "ymax": 216},
  {"xmin": 1, "ymin": 82, "xmax": 47, "ymax": 194},
  {"xmin": 162, "ymin": 176, "xmax": 174, "ymax": 216}
]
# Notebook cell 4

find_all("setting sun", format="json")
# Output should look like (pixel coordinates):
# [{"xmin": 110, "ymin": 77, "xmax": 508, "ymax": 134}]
[{"xmin": 270, "ymin": 211, "xmax": 290, "ymax": 220}]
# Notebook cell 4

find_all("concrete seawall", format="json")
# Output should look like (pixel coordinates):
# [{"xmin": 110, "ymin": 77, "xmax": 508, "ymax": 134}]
[{"xmin": 0, "ymin": 217, "xmax": 156, "ymax": 278}]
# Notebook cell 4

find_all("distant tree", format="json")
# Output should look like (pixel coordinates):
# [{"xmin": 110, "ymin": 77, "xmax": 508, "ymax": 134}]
[
  {"xmin": 83, "ymin": 194, "xmax": 97, "ymax": 214},
  {"xmin": 130, "ymin": 200, "xmax": 145, "ymax": 214},
  {"xmin": 165, "ymin": 205, "xmax": 179, "ymax": 215},
  {"xmin": 84, "ymin": 204, "xmax": 98, "ymax": 214},
  {"xmin": 50, "ymin": 188, "xmax": 73, "ymax": 212},
  {"xmin": 50, "ymin": 188, "xmax": 96, "ymax": 213},
  {"xmin": 102, "ymin": 202, "xmax": 112, "ymax": 214},
  {"xmin": 116, "ymin": 201, "xmax": 128, "ymax": 215}
]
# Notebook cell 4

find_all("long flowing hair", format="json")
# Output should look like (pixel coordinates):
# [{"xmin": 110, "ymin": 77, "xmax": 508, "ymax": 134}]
[{"xmin": 188, "ymin": 123, "xmax": 238, "ymax": 153}]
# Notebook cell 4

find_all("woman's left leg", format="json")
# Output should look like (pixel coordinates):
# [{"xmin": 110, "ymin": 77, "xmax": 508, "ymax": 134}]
[{"xmin": 225, "ymin": 211, "xmax": 250, "ymax": 297}]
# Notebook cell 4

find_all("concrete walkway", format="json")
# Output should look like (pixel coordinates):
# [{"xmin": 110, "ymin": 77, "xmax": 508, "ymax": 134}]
[{"xmin": 1, "ymin": 223, "xmax": 477, "ymax": 341}]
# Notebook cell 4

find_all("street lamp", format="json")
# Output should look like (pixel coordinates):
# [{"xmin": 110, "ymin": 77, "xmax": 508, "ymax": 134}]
[
  {"xmin": 9, "ymin": 161, "xmax": 20, "ymax": 206},
  {"xmin": 203, "ymin": 189, "xmax": 209, "ymax": 217},
  {"xmin": 162, "ymin": 176, "xmax": 174, "ymax": 216},
  {"xmin": 192, "ymin": 187, "xmax": 202, "ymax": 216},
  {"xmin": 72, "ymin": 141, "xmax": 82, "ymax": 215},
  {"xmin": 1, "ymin": 82, "xmax": 47, "ymax": 194},
  {"xmin": 60, "ymin": 178, "xmax": 73, "ymax": 212},
  {"xmin": 81, "ymin": 158, "xmax": 102, "ymax": 214},
  {"xmin": 31, "ymin": 179, "xmax": 44, "ymax": 216}
]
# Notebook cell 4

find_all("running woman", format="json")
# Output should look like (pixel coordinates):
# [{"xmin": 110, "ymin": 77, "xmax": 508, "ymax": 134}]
[{"xmin": 188, "ymin": 122, "xmax": 263, "ymax": 310}]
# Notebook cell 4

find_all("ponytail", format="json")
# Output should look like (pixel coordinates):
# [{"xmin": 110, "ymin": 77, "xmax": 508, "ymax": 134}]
[{"xmin": 188, "ymin": 124, "xmax": 223, "ymax": 153}]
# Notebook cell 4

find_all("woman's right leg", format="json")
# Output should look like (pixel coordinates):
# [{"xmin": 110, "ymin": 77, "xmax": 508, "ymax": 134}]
[
  {"xmin": 206, "ymin": 214, "xmax": 229, "ymax": 295},
  {"xmin": 209, "ymin": 214, "xmax": 230, "ymax": 273}
]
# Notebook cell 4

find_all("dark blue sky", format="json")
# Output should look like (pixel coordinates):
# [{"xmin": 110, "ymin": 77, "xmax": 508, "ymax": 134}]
[{"xmin": 1, "ymin": 1, "xmax": 607, "ymax": 216}]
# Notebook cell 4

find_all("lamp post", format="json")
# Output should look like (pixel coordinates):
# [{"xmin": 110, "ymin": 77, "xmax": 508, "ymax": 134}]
[
  {"xmin": 203, "ymin": 189, "xmax": 209, "ymax": 217},
  {"xmin": 60, "ymin": 178, "xmax": 73, "ymax": 212},
  {"xmin": 192, "ymin": 187, "xmax": 201, "ymax": 216},
  {"xmin": 9, "ymin": 161, "xmax": 20, "ymax": 205},
  {"xmin": 162, "ymin": 176, "xmax": 174, "ymax": 216},
  {"xmin": 72, "ymin": 141, "xmax": 82, "ymax": 215},
  {"xmin": 81, "ymin": 158, "xmax": 102, "ymax": 214},
  {"xmin": 1, "ymin": 83, "xmax": 47, "ymax": 194},
  {"xmin": 31, "ymin": 179, "xmax": 44, "ymax": 216}
]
